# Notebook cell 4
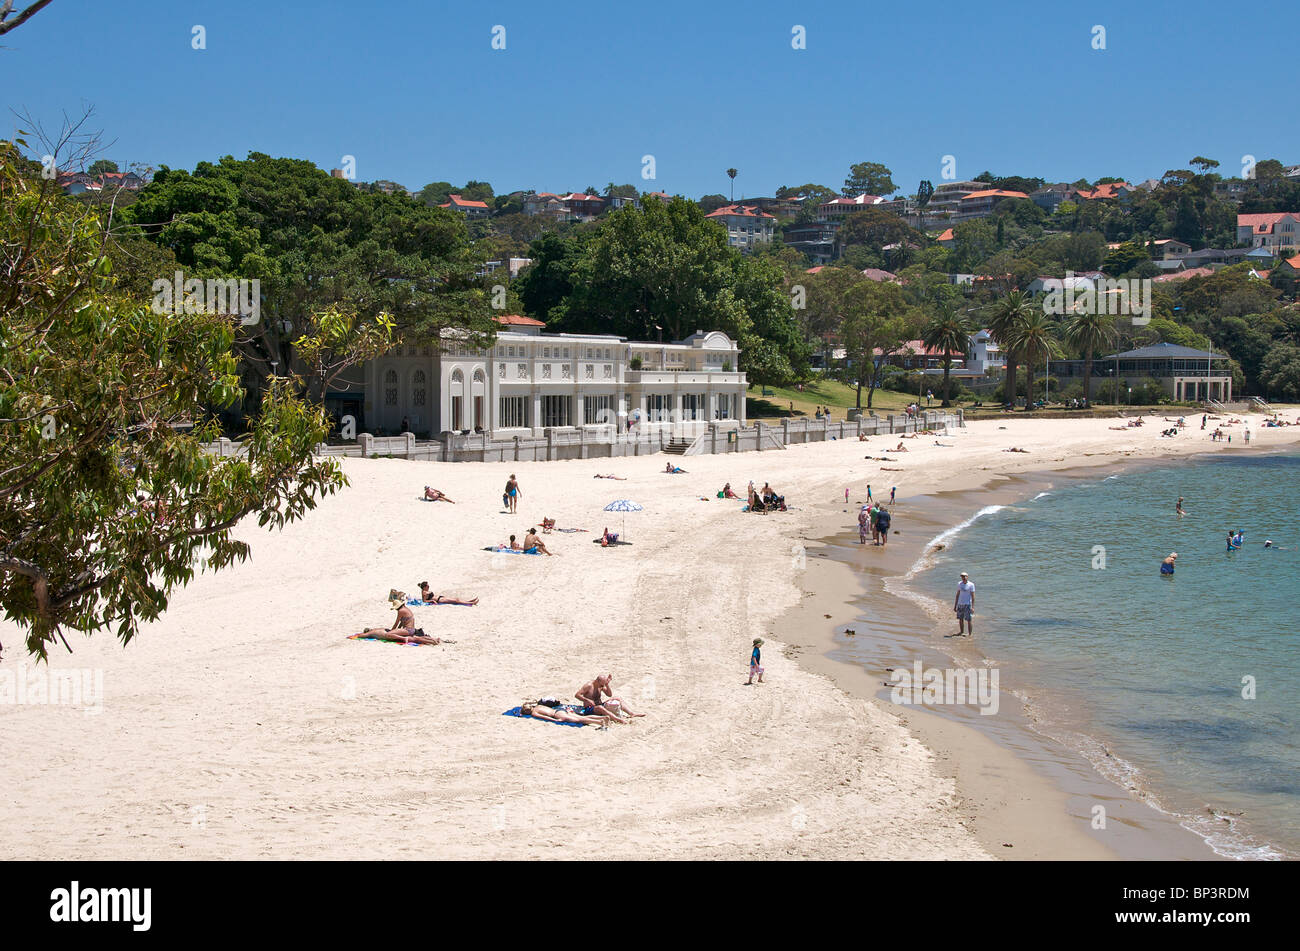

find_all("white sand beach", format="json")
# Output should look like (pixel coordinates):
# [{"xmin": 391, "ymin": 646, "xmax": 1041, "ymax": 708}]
[{"xmin": 2, "ymin": 413, "xmax": 1295, "ymax": 860}]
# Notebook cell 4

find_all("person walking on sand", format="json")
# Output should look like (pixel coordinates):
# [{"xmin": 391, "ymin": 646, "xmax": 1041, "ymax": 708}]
[
  {"xmin": 953, "ymin": 572, "xmax": 975, "ymax": 637},
  {"xmin": 746, "ymin": 638, "xmax": 765, "ymax": 684},
  {"xmin": 890, "ymin": 486, "xmax": 896, "ymax": 506},
  {"xmin": 505, "ymin": 474, "xmax": 521, "ymax": 513},
  {"xmin": 858, "ymin": 505, "xmax": 869, "ymax": 545}
]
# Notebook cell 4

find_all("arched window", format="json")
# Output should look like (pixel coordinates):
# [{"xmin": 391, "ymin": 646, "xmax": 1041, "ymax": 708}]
[
  {"xmin": 384, "ymin": 369, "xmax": 398, "ymax": 406},
  {"xmin": 412, "ymin": 369, "xmax": 427, "ymax": 407}
]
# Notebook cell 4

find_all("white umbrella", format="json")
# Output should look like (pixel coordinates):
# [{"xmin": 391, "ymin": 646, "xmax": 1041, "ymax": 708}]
[{"xmin": 603, "ymin": 499, "xmax": 643, "ymax": 541}]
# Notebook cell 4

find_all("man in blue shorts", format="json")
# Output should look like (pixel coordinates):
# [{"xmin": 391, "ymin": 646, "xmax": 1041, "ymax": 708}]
[{"xmin": 953, "ymin": 571, "xmax": 975, "ymax": 637}]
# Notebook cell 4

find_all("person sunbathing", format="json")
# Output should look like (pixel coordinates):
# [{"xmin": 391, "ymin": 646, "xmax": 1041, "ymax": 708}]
[
  {"xmin": 1003, "ymin": 447, "xmax": 1030, "ymax": 453},
  {"xmin": 593, "ymin": 473, "xmax": 627, "ymax": 480},
  {"xmin": 523, "ymin": 528, "xmax": 553, "ymax": 555},
  {"xmin": 665, "ymin": 462, "xmax": 687, "ymax": 474},
  {"xmin": 541, "ymin": 517, "xmax": 556, "ymax": 533},
  {"xmin": 600, "ymin": 526, "xmax": 621, "ymax": 546},
  {"xmin": 722, "ymin": 482, "xmax": 739, "ymax": 499},
  {"xmin": 519, "ymin": 700, "xmax": 609, "ymax": 727},
  {"xmin": 423, "ymin": 486, "xmax": 455, "ymax": 503},
  {"xmin": 357, "ymin": 605, "xmax": 452, "ymax": 645},
  {"xmin": 417, "ymin": 582, "xmax": 478, "ymax": 606},
  {"xmin": 575, "ymin": 674, "xmax": 644, "ymax": 723},
  {"xmin": 894, "ymin": 442, "xmax": 909, "ymax": 452}
]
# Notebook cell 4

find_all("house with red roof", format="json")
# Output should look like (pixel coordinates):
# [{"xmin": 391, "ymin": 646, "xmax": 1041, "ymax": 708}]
[
  {"xmin": 556, "ymin": 193, "xmax": 606, "ymax": 219},
  {"xmin": 1073, "ymin": 182, "xmax": 1134, "ymax": 202},
  {"xmin": 953, "ymin": 189, "xmax": 1029, "ymax": 220},
  {"xmin": 1237, "ymin": 212, "xmax": 1300, "ymax": 253},
  {"xmin": 705, "ymin": 204, "xmax": 775, "ymax": 250},
  {"xmin": 936, "ymin": 227, "xmax": 955, "ymax": 247},
  {"xmin": 439, "ymin": 194, "xmax": 491, "ymax": 218}
]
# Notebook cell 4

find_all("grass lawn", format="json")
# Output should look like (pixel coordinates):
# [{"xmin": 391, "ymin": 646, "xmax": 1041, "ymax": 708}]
[{"xmin": 747, "ymin": 378, "xmax": 938, "ymax": 419}]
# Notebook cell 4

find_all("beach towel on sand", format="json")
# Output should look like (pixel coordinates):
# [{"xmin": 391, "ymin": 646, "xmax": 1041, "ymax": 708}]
[
  {"xmin": 483, "ymin": 546, "xmax": 542, "ymax": 555},
  {"xmin": 348, "ymin": 633, "xmax": 424, "ymax": 646},
  {"xmin": 502, "ymin": 706, "xmax": 586, "ymax": 728},
  {"xmin": 404, "ymin": 598, "xmax": 474, "ymax": 607}
]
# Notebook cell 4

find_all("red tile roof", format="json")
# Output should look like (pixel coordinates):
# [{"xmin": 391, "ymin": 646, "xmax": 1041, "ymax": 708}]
[
  {"xmin": 937, "ymin": 228, "xmax": 955, "ymax": 242},
  {"xmin": 705, "ymin": 204, "xmax": 775, "ymax": 219},
  {"xmin": 861, "ymin": 268, "xmax": 898, "ymax": 282},
  {"xmin": 440, "ymin": 194, "xmax": 489, "ymax": 209},
  {"xmin": 960, "ymin": 189, "xmax": 1029, "ymax": 201},
  {"xmin": 1238, "ymin": 212, "xmax": 1300, "ymax": 234},
  {"xmin": 1075, "ymin": 182, "xmax": 1132, "ymax": 200},
  {"xmin": 494, "ymin": 314, "xmax": 546, "ymax": 327}
]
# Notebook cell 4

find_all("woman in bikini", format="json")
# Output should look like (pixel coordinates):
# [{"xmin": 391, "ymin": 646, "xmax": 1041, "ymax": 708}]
[
  {"xmin": 358, "ymin": 605, "xmax": 452, "ymax": 645},
  {"xmin": 519, "ymin": 700, "xmax": 610, "ymax": 727},
  {"xmin": 417, "ymin": 582, "xmax": 478, "ymax": 606}
]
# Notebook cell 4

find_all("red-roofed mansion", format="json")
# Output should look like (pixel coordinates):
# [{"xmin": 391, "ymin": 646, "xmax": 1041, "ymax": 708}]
[{"xmin": 355, "ymin": 317, "xmax": 747, "ymax": 437}]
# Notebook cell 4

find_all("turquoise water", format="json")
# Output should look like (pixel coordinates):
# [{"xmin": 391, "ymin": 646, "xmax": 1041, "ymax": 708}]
[{"xmin": 918, "ymin": 452, "xmax": 1300, "ymax": 859}]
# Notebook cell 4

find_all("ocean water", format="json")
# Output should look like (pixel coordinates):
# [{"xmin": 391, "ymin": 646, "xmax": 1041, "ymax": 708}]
[{"xmin": 914, "ymin": 452, "xmax": 1300, "ymax": 859}]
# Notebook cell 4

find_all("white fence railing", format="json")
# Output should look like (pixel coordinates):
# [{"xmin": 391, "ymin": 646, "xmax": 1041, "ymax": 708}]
[{"xmin": 202, "ymin": 411, "xmax": 964, "ymax": 464}]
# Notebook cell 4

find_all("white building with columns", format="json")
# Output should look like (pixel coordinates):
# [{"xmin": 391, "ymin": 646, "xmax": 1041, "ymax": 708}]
[{"xmin": 360, "ymin": 316, "xmax": 747, "ymax": 437}]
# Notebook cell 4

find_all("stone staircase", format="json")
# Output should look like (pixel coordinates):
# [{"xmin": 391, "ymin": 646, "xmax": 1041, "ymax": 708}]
[{"xmin": 662, "ymin": 438, "xmax": 693, "ymax": 455}]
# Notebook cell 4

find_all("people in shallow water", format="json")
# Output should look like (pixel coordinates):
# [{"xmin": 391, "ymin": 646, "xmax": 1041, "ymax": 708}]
[
  {"xmin": 1227, "ymin": 531, "xmax": 1242, "ymax": 551},
  {"xmin": 1160, "ymin": 552, "xmax": 1177, "ymax": 575}
]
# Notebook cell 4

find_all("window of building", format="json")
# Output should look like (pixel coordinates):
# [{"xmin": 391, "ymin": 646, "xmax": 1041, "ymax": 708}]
[
  {"xmin": 584, "ymin": 394, "xmax": 613, "ymax": 424},
  {"xmin": 717, "ymin": 394, "xmax": 731, "ymax": 419},
  {"xmin": 542, "ymin": 364, "xmax": 552, "ymax": 379},
  {"xmin": 499, "ymin": 395, "xmax": 529, "ymax": 428},
  {"xmin": 384, "ymin": 369, "xmax": 398, "ymax": 406},
  {"xmin": 544, "ymin": 347, "xmax": 551, "ymax": 358},
  {"xmin": 603, "ymin": 364, "xmax": 612, "ymax": 378},
  {"xmin": 585, "ymin": 364, "xmax": 594, "ymax": 379},
  {"xmin": 542, "ymin": 395, "xmax": 572, "ymax": 428},
  {"xmin": 412, "ymin": 369, "xmax": 426, "ymax": 407},
  {"xmin": 498, "ymin": 362, "xmax": 506, "ymax": 379},
  {"xmin": 561, "ymin": 365, "xmax": 571, "ymax": 379},
  {"xmin": 646, "ymin": 393, "xmax": 670, "ymax": 422},
  {"xmin": 517, "ymin": 363, "xmax": 527, "ymax": 379}
]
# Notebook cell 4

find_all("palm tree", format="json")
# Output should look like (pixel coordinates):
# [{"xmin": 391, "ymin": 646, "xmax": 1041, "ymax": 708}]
[
  {"xmin": 984, "ymin": 290, "xmax": 1036, "ymax": 409},
  {"xmin": 1063, "ymin": 310, "xmax": 1116, "ymax": 406},
  {"xmin": 1009, "ymin": 310, "xmax": 1061, "ymax": 409},
  {"xmin": 922, "ymin": 304, "xmax": 971, "ymax": 407},
  {"xmin": 726, "ymin": 168, "xmax": 738, "ymax": 202}
]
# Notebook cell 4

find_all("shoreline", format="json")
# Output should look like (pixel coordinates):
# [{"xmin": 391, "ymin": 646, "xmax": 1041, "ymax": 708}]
[{"xmin": 775, "ymin": 440, "xmax": 1300, "ymax": 861}]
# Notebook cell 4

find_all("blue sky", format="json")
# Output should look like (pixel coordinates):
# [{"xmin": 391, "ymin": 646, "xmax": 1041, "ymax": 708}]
[{"xmin": 5, "ymin": 0, "xmax": 1297, "ymax": 198}]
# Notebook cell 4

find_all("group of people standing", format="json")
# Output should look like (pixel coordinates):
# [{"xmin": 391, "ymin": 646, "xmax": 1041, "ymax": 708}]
[{"xmin": 857, "ymin": 500, "xmax": 892, "ymax": 546}]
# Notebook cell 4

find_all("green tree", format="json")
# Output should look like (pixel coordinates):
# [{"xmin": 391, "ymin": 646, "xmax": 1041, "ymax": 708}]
[
  {"xmin": 1009, "ymin": 310, "xmax": 1061, "ymax": 407},
  {"xmin": 984, "ymin": 290, "xmax": 1037, "ymax": 407},
  {"xmin": 1259, "ymin": 343, "xmax": 1300, "ymax": 400},
  {"xmin": 843, "ymin": 161, "xmax": 896, "ymax": 197},
  {"xmin": 0, "ymin": 141, "xmax": 349, "ymax": 659},
  {"xmin": 726, "ymin": 168, "xmax": 737, "ymax": 201},
  {"xmin": 922, "ymin": 304, "xmax": 972, "ymax": 406},
  {"xmin": 529, "ymin": 198, "xmax": 807, "ymax": 384},
  {"xmin": 840, "ymin": 281, "xmax": 920, "ymax": 408},
  {"xmin": 1063, "ymin": 310, "xmax": 1116, "ymax": 405},
  {"xmin": 88, "ymin": 158, "xmax": 118, "ymax": 176}
]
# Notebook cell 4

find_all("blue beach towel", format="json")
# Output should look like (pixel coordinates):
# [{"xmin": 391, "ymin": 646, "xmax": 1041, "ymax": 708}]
[
  {"xmin": 482, "ymin": 547, "xmax": 542, "ymax": 556},
  {"xmin": 406, "ymin": 597, "xmax": 475, "ymax": 607},
  {"xmin": 502, "ymin": 706, "xmax": 586, "ymax": 727}
]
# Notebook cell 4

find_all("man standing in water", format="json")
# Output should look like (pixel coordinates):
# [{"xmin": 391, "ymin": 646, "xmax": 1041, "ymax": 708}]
[{"xmin": 953, "ymin": 571, "xmax": 975, "ymax": 637}]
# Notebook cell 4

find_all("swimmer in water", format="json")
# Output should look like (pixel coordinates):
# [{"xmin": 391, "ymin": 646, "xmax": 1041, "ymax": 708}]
[
  {"xmin": 1227, "ymin": 531, "xmax": 1241, "ymax": 551},
  {"xmin": 1160, "ymin": 552, "xmax": 1177, "ymax": 575},
  {"xmin": 1176, "ymin": 497, "xmax": 1186, "ymax": 517}
]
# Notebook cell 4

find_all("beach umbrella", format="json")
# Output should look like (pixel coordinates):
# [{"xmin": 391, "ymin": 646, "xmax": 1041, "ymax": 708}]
[{"xmin": 603, "ymin": 499, "xmax": 643, "ymax": 541}]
